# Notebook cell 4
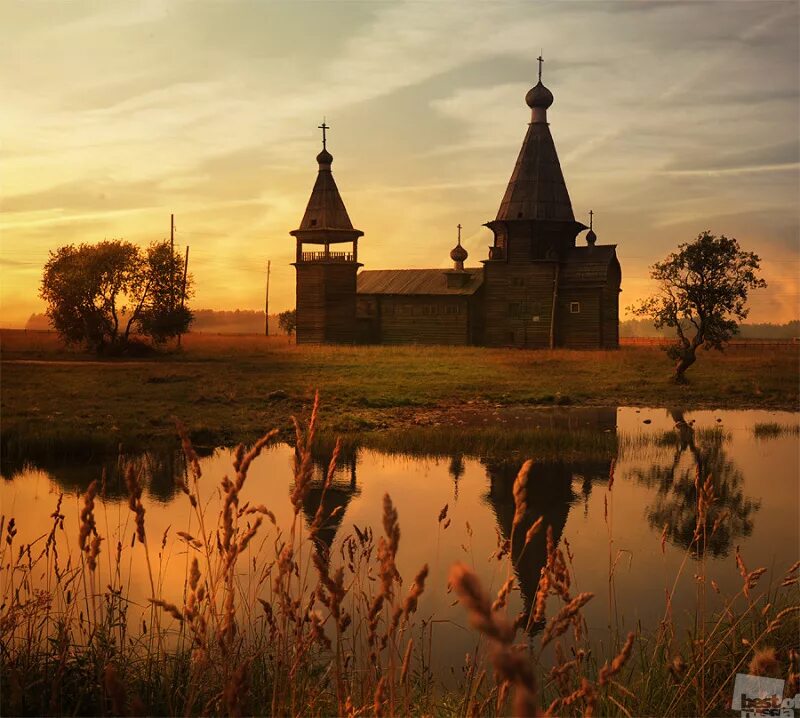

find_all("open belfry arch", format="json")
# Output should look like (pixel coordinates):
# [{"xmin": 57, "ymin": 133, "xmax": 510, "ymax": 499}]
[{"xmin": 291, "ymin": 59, "xmax": 621, "ymax": 348}]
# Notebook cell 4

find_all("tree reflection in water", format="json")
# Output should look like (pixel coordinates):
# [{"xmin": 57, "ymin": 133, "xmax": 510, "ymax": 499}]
[
  {"xmin": 633, "ymin": 410, "xmax": 760, "ymax": 557},
  {"xmin": 6, "ymin": 448, "xmax": 201, "ymax": 503}
]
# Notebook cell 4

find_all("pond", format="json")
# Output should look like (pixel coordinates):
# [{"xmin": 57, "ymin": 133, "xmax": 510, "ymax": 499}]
[{"xmin": 2, "ymin": 406, "xmax": 798, "ymax": 676}]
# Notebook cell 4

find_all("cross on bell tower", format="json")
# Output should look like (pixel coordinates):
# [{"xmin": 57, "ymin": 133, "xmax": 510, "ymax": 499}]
[
  {"xmin": 537, "ymin": 52, "xmax": 544, "ymax": 82},
  {"xmin": 318, "ymin": 119, "xmax": 329, "ymax": 150}
]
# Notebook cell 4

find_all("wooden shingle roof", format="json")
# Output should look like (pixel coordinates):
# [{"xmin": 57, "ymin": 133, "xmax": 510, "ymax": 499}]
[
  {"xmin": 291, "ymin": 150, "xmax": 363, "ymax": 241},
  {"xmin": 496, "ymin": 122, "xmax": 575, "ymax": 222},
  {"xmin": 297, "ymin": 165, "xmax": 355, "ymax": 231},
  {"xmin": 358, "ymin": 268, "xmax": 483, "ymax": 296},
  {"xmin": 560, "ymin": 246, "xmax": 618, "ymax": 284}
]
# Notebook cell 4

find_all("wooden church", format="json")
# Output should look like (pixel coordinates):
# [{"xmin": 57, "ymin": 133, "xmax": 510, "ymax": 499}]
[{"xmin": 291, "ymin": 63, "xmax": 621, "ymax": 349}]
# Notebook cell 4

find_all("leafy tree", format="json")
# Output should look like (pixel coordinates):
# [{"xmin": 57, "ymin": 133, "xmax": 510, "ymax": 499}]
[
  {"xmin": 631, "ymin": 231, "xmax": 766, "ymax": 382},
  {"xmin": 278, "ymin": 309, "xmax": 297, "ymax": 338},
  {"xmin": 136, "ymin": 241, "xmax": 193, "ymax": 344},
  {"xmin": 40, "ymin": 239, "xmax": 193, "ymax": 353}
]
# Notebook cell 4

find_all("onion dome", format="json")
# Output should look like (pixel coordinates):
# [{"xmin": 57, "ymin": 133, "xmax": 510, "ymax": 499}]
[
  {"xmin": 525, "ymin": 81, "xmax": 554, "ymax": 110},
  {"xmin": 450, "ymin": 224, "xmax": 468, "ymax": 270},
  {"xmin": 316, "ymin": 148, "xmax": 333, "ymax": 167},
  {"xmin": 450, "ymin": 242, "xmax": 468, "ymax": 263},
  {"xmin": 586, "ymin": 210, "xmax": 597, "ymax": 245}
]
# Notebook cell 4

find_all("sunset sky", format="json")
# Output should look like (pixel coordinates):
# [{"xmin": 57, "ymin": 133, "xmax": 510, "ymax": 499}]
[{"xmin": 2, "ymin": 0, "xmax": 798, "ymax": 327}]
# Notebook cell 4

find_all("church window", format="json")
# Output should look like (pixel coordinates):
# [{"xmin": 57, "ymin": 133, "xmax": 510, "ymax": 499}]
[
  {"xmin": 310, "ymin": 219, "xmax": 317, "ymax": 226},
  {"xmin": 570, "ymin": 302, "xmax": 581, "ymax": 314},
  {"xmin": 511, "ymin": 277, "xmax": 524, "ymax": 288},
  {"xmin": 508, "ymin": 302, "xmax": 520, "ymax": 317}
]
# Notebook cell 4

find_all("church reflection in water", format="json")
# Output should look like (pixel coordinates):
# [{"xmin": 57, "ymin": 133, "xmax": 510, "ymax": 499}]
[
  {"xmin": 481, "ymin": 457, "xmax": 611, "ymax": 631},
  {"xmin": 295, "ymin": 407, "xmax": 619, "ymax": 632},
  {"xmin": 296, "ymin": 446, "xmax": 361, "ymax": 562}
]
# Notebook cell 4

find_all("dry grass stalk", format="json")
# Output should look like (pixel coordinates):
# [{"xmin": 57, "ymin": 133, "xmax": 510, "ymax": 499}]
[
  {"xmin": 782, "ymin": 560, "xmax": 800, "ymax": 588},
  {"xmin": 788, "ymin": 648, "xmax": 800, "ymax": 696},
  {"xmin": 598, "ymin": 631, "xmax": 635, "ymax": 686},
  {"xmin": 400, "ymin": 638, "xmax": 414, "ymax": 683},
  {"xmin": 748, "ymin": 646, "xmax": 779, "ymax": 677},
  {"xmin": 373, "ymin": 675, "xmax": 387, "ymax": 717},
  {"xmin": 523, "ymin": 517, "xmax": 544, "ymax": 548},
  {"xmin": 124, "ymin": 464, "xmax": 146, "ymax": 544},
  {"xmin": 290, "ymin": 392, "xmax": 319, "ymax": 514},
  {"xmin": 492, "ymin": 576, "xmax": 515, "ymax": 613},
  {"xmin": 78, "ymin": 480, "xmax": 101, "ymax": 571},
  {"xmin": 450, "ymin": 562, "xmax": 513, "ymax": 643},
  {"xmin": 401, "ymin": 564, "xmax": 429, "ymax": 620},
  {"xmin": 541, "ymin": 592, "xmax": 594, "ymax": 647},
  {"xmin": 223, "ymin": 661, "xmax": 249, "ymax": 718},
  {"xmin": 511, "ymin": 460, "xmax": 533, "ymax": 532}
]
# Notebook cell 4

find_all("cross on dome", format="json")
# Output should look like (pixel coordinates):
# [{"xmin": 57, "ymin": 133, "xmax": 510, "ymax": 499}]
[{"xmin": 318, "ymin": 119, "xmax": 330, "ymax": 150}]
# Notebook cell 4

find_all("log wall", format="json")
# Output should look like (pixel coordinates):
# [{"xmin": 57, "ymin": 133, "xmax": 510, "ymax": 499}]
[
  {"xmin": 295, "ymin": 263, "xmax": 358, "ymax": 344},
  {"xmin": 482, "ymin": 262, "xmax": 558, "ymax": 347},
  {"xmin": 373, "ymin": 296, "xmax": 470, "ymax": 345}
]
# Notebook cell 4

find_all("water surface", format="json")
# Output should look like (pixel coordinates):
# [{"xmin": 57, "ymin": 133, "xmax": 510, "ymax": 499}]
[{"xmin": 2, "ymin": 406, "xmax": 798, "ymax": 672}]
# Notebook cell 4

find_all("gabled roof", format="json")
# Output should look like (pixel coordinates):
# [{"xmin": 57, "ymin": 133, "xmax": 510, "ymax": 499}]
[
  {"xmin": 496, "ymin": 122, "xmax": 575, "ymax": 222},
  {"xmin": 358, "ymin": 268, "xmax": 484, "ymax": 296},
  {"xmin": 560, "ymin": 245, "xmax": 619, "ymax": 284}
]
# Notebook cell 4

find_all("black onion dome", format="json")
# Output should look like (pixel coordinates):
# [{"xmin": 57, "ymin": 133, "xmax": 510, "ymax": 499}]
[
  {"xmin": 525, "ymin": 81, "xmax": 554, "ymax": 110},
  {"xmin": 450, "ymin": 243, "xmax": 468, "ymax": 263},
  {"xmin": 316, "ymin": 148, "xmax": 333, "ymax": 165},
  {"xmin": 586, "ymin": 229, "xmax": 597, "ymax": 245}
]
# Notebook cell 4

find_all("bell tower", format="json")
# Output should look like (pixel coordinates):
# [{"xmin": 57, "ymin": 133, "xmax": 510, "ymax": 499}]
[{"xmin": 291, "ymin": 122, "xmax": 363, "ymax": 343}]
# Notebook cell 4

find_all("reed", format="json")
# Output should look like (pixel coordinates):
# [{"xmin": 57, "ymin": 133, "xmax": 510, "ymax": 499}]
[{"xmin": 1, "ymin": 400, "xmax": 797, "ymax": 717}]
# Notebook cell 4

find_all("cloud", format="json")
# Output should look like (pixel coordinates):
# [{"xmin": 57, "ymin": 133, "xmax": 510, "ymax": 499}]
[{"xmin": 1, "ymin": 0, "xmax": 798, "ymax": 325}]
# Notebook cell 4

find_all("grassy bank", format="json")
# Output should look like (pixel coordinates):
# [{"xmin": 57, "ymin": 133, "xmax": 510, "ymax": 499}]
[
  {"xmin": 1, "ymin": 330, "xmax": 797, "ymax": 461},
  {"xmin": 2, "ymin": 403, "xmax": 798, "ymax": 717}
]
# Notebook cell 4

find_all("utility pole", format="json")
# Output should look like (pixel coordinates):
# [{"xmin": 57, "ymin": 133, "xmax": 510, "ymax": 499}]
[
  {"xmin": 178, "ymin": 246, "xmax": 189, "ymax": 348},
  {"xmin": 265, "ymin": 260, "xmax": 271, "ymax": 336},
  {"xmin": 170, "ymin": 213, "xmax": 176, "ymax": 310}
]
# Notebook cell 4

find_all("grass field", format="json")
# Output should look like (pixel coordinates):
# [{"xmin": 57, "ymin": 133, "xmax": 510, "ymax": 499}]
[{"xmin": 1, "ymin": 329, "xmax": 797, "ymax": 459}]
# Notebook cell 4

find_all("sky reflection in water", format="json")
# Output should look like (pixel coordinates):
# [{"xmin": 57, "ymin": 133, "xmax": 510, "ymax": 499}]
[{"xmin": 2, "ymin": 407, "xmax": 798, "ymax": 672}]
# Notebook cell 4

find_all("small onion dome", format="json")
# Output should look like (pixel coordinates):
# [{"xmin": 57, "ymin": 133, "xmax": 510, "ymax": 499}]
[
  {"xmin": 450, "ymin": 242, "xmax": 468, "ymax": 264},
  {"xmin": 525, "ymin": 81, "xmax": 554, "ymax": 110},
  {"xmin": 316, "ymin": 148, "xmax": 333, "ymax": 165},
  {"xmin": 586, "ymin": 228, "xmax": 597, "ymax": 246}
]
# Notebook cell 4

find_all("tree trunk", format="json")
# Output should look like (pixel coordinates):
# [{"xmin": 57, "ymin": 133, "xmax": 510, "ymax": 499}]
[{"xmin": 674, "ymin": 350, "xmax": 696, "ymax": 383}]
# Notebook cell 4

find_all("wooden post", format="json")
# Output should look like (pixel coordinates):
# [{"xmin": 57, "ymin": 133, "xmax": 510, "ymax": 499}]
[
  {"xmin": 178, "ymin": 245, "xmax": 189, "ymax": 347},
  {"xmin": 170, "ymin": 213, "xmax": 175, "ymax": 310},
  {"xmin": 265, "ymin": 260, "xmax": 271, "ymax": 336},
  {"xmin": 549, "ymin": 263, "xmax": 560, "ymax": 349}
]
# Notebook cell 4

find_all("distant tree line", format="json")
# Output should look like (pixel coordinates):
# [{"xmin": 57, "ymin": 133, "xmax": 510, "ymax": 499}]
[
  {"xmin": 619, "ymin": 318, "xmax": 799, "ymax": 339},
  {"xmin": 26, "ymin": 308, "xmax": 296, "ymax": 335},
  {"xmin": 27, "ymin": 310, "xmax": 796, "ymax": 339}
]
